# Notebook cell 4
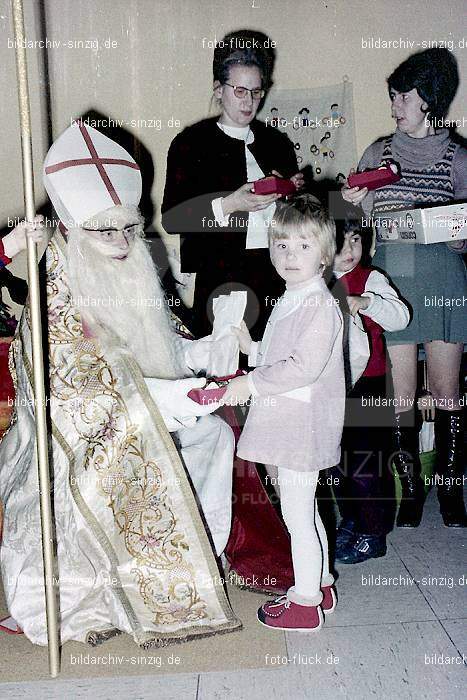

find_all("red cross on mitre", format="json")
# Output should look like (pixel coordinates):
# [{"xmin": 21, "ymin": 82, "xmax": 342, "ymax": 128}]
[
  {"xmin": 43, "ymin": 120, "xmax": 143, "ymax": 231},
  {"xmin": 45, "ymin": 120, "xmax": 140, "ymax": 206}
]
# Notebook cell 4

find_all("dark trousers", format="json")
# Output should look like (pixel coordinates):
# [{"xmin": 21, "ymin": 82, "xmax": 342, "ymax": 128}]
[
  {"xmin": 331, "ymin": 374, "xmax": 396, "ymax": 536},
  {"xmin": 190, "ymin": 249, "xmax": 283, "ymax": 339}
]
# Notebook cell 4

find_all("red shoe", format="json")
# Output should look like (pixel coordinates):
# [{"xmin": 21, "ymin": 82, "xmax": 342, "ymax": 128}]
[
  {"xmin": 257, "ymin": 595, "xmax": 323, "ymax": 632},
  {"xmin": 0, "ymin": 616, "xmax": 23, "ymax": 634},
  {"xmin": 321, "ymin": 585, "xmax": 337, "ymax": 613}
]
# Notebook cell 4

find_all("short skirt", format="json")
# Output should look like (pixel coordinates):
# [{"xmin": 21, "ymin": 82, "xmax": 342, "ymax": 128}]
[{"xmin": 372, "ymin": 242, "xmax": 467, "ymax": 345}]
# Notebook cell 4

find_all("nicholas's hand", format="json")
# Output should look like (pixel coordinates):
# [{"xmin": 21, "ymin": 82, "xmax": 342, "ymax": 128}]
[{"xmin": 144, "ymin": 377, "xmax": 218, "ymax": 432}]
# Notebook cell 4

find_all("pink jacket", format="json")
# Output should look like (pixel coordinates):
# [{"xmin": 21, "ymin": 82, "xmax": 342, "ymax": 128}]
[{"xmin": 237, "ymin": 275, "xmax": 345, "ymax": 472}]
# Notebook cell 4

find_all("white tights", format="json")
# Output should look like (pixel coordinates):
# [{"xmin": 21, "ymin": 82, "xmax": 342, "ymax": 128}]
[{"xmin": 278, "ymin": 467, "xmax": 333, "ymax": 603}]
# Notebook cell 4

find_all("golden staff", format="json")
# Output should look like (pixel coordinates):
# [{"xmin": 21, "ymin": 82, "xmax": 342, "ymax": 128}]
[{"xmin": 11, "ymin": 0, "xmax": 60, "ymax": 677}]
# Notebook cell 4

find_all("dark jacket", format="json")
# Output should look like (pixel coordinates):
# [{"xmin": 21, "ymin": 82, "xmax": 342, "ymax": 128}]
[{"xmin": 161, "ymin": 117, "xmax": 297, "ymax": 272}]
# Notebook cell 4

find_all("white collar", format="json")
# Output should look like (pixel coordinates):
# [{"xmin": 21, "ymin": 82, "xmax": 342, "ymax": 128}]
[
  {"xmin": 217, "ymin": 121, "xmax": 254, "ymax": 144},
  {"xmin": 268, "ymin": 274, "xmax": 325, "ymax": 322},
  {"xmin": 333, "ymin": 265, "xmax": 358, "ymax": 279},
  {"xmin": 284, "ymin": 273, "xmax": 324, "ymax": 298}
]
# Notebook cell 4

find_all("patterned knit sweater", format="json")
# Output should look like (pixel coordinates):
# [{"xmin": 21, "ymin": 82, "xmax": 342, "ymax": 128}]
[{"xmin": 358, "ymin": 128, "xmax": 467, "ymax": 252}]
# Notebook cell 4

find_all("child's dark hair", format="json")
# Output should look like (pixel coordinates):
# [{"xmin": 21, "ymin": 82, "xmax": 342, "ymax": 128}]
[
  {"xmin": 387, "ymin": 48, "xmax": 459, "ymax": 125},
  {"xmin": 335, "ymin": 204, "xmax": 372, "ymax": 267},
  {"xmin": 213, "ymin": 30, "xmax": 275, "ymax": 89}
]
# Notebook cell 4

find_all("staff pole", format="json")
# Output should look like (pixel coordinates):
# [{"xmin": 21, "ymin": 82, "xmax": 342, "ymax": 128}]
[{"xmin": 11, "ymin": 0, "xmax": 60, "ymax": 677}]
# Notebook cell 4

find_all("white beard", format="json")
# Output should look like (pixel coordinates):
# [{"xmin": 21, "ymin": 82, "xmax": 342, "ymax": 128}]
[{"xmin": 67, "ymin": 226, "xmax": 185, "ymax": 380}]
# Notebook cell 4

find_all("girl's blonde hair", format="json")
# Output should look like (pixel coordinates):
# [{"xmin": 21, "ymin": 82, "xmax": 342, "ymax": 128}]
[{"xmin": 269, "ymin": 194, "xmax": 336, "ymax": 267}]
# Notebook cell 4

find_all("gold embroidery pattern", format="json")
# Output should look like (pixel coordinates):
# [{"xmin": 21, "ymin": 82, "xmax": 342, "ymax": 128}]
[
  {"xmin": 45, "ymin": 239, "xmax": 208, "ymax": 626},
  {"xmin": 47, "ymin": 241, "xmax": 82, "ymax": 345},
  {"xmin": 3, "ymin": 335, "xmax": 20, "ymax": 435}
]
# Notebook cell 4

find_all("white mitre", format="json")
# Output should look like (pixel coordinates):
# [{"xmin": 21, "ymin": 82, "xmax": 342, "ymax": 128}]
[{"xmin": 43, "ymin": 120, "xmax": 142, "ymax": 228}]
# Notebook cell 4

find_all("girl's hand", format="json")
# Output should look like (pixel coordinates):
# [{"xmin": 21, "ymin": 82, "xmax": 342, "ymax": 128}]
[
  {"xmin": 341, "ymin": 168, "xmax": 368, "ymax": 205},
  {"xmin": 219, "ymin": 374, "xmax": 252, "ymax": 406},
  {"xmin": 3, "ymin": 215, "xmax": 45, "ymax": 258},
  {"xmin": 271, "ymin": 169, "xmax": 304, "ymax": 191},
  {"xmin": 347, "ymin": 295, "xmax": 370, "ymax": 317},
  {"xmin": 231, "ymin": 320, "xmax": 252, "ymax": 355},
  {"xmin": 222, "ymin": 183, "xmax": 279, "ymax": 216}
]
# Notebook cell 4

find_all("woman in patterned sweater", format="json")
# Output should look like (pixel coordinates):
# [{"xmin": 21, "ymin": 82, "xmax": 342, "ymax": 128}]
[{"xmin": 342, "ymin": 48, "xmax": 466, "ymax": 528}]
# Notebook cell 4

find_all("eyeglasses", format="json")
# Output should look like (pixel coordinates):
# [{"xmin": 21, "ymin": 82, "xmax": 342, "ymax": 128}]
[
  {"xmin": 223, "ymin": 83, "xmax": 265, "ymax": 100},
  {"xmin": 82, "ymin": 223, "xmax": 143, "ymax": 242}
]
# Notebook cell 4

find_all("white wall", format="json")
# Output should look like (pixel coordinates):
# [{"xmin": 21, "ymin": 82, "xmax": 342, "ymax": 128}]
[{"xmin": 1, "ymin": 0, "xmax": 465, "ymax": 253}]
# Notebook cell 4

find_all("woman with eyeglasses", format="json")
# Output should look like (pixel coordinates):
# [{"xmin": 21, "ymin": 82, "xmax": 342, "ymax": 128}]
[{"xmin": 162, "ymin": 30, "xmax": 302, "ymax": 337}]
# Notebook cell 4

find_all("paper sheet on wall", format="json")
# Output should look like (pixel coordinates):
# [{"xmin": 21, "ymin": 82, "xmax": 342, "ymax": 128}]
[{"xmin": 261, "ymin": 79, "xmax": 357, "ymax": 185}]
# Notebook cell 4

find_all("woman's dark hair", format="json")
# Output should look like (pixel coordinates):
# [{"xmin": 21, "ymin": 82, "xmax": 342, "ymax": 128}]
[
  {"xmin": 213, "ymin": 30, "xmax": 275, "ymax": 88},
  {"xmin": 387, "ymin": 48, "xmax": 459, "ymax": 124},
  {"xmin": 335, "ymin": 204, "xmax": 373, "ymax": 268}
]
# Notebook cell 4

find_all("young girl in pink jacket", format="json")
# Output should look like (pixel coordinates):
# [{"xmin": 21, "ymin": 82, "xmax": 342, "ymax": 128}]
[{"xmin": 221, "ymin": 194, "xmax": 345, "ymax": 632}]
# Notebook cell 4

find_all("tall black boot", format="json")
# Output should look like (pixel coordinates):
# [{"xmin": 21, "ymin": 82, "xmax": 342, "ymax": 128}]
[
  {"xmin": 434, "ymin": 410, "xmax": 466, "ymax": 528},
  {"xmin": 393, "ymin": 409, "xmax": 425, "ymax": 527}
]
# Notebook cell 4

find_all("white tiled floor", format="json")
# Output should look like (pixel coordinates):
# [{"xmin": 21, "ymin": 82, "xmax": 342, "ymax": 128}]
[
  {"xmin": 0, "ymin": 675, "xmax": 200, "ymax": 699},
  {"xmin": 1, "ymin": 488, "xmax": 465, "ymax": 699}
]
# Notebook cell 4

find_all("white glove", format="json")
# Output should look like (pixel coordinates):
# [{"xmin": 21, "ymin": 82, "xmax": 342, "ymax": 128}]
[
  {"xmin": 177, "ymin": 335, "xmax": 213, "ymax": 374},
  {"xmin": 3, "ymin": 215, "xmax": 45, "ymax": 258},
  {"xmin": 178, "ymin": 334, "xmax": 241, "ymax": 378},
  {"xmin": 144, "ymin": 376, "xmax": 220, "ymax": 433}
]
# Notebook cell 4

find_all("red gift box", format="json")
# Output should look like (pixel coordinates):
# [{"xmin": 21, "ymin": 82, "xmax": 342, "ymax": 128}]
[
  {"xmin": 253, "ymin": 176, "xmax": 296, "ymax": 196},
  {"xmin": 348, "ymin": 165, "xmax": 401, "ymax": 191},
  {"xmin": 188, "ymin": 385, "xmax": 227, "ymax": 405},
  {"xmin": 188, "ymin": 370, "xmax": 246, "ymax": 405}
]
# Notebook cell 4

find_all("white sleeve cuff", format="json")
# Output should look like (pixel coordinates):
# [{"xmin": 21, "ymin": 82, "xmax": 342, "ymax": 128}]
[
  {"xmin": 247, "ymin": 372, "xmax": 259, "ymax": 397},
  {"xmin": 178, "ymin": 335, "xmax": 211, "ymax": 374},
  {"xmin": 361, "ymin": 271, "xmax": 410, "ymax": 331},
  {"xmin": 212, "ymin": 198, "xmax": 230, "ymax": 227}
]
